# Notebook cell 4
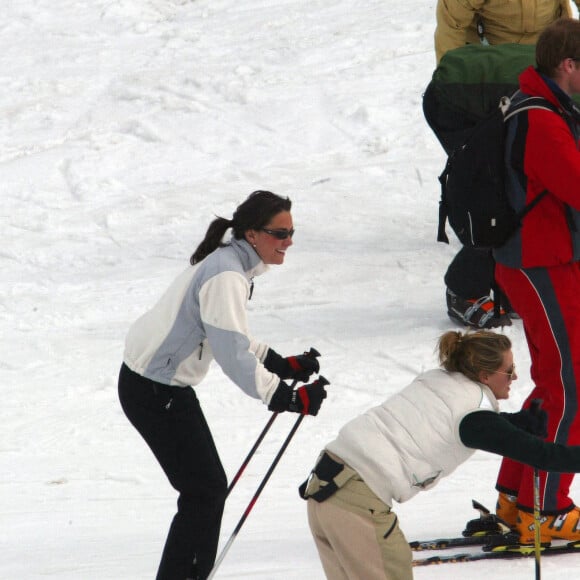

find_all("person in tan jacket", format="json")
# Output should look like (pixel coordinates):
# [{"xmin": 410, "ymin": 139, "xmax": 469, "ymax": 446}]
[{"xmin": 435, "ymin": 0, "xmax": 579, "ymax": 63}]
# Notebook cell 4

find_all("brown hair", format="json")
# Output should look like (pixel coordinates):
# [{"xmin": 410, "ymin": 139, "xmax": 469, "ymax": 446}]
[
  {"xmin": 437, "ymin": 330, "xmax": 512, "ymax": 383},
  {"xmin": 190, "ymin": 190, "xmax": 292, "ymax": 264},
  {"xmin": 536, "ymin": 18, "xmax": 580, "ymax": 77}
]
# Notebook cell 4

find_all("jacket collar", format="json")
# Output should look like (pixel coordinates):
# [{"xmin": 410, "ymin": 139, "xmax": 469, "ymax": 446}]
[
  {"xmin": 230, "ymin": 237, "xmax": 269, "ymax": 278},
  {"xmin": 541, "ymin": 73, "xmax": 576, "ymax": 112},
  {"xmin": 520, "ymin": 66, "xmax": 580, "ymax": 122}
]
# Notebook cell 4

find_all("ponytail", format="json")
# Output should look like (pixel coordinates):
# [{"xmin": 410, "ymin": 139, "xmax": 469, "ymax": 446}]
[{"xmin": 190, "ymin": 217, "xmax": 232, "ymax": 265}]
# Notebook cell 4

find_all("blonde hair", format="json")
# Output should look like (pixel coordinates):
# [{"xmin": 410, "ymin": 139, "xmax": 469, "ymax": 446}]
[{"xmin": 437, "ymin": 330, "xmax": 512, "ymax": 383}]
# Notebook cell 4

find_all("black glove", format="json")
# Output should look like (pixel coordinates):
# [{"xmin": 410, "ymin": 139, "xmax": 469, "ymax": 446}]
[
  {"xmin": 286, "ymin": 353, "xmax": 320, "ymax": 382},
  {"xmin": 264, "ymin": 347, "xmax": 321, "ymax": 382},
  {"xmin": 268, "ymin": 377, "xmax": 329, "ymax": 416},
  {"xmin": 502, "ymin": 406, "xmax": 548, "ymax": 438}
]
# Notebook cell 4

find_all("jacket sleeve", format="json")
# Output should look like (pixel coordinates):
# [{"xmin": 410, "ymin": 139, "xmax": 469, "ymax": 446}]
[
  {"xmin": 434, "ymin": 0, "xmax": 481, "ymax": 63},
  {"xmin": 526, "ymin": 109, "xmax": 580, "ymax": 210},
  {"xmin": 199, "ymin": 270, "xmax": 280, "ymax": 404},
  {"xmin": 459, "ymin": 410, "xmax": 580, "ymax": 472}
]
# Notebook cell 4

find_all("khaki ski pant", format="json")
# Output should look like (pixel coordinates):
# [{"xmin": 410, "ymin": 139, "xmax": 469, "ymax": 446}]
[{"xmin": 307, "ymin": 477, "xmax": 413, "ymax": 580}]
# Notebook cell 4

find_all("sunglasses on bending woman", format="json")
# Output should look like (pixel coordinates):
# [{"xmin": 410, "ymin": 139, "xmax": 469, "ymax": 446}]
[{"xmin": 494, "ymin": 364, "xmax": 516, "ymax": 379}]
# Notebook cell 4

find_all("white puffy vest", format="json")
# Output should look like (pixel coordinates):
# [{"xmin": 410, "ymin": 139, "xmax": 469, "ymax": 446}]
[{"xmin": 326, "ymin": 369, "xmax": 499, "ymax": 506}]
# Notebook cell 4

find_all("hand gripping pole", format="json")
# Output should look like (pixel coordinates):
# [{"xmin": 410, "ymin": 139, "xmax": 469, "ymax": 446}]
[{"xmin": 225, "ymin": 347, "xmax": 320, "ymax": 498}]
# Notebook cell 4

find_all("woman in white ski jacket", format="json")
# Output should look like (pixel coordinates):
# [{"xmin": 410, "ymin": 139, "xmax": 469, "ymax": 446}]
[
  {"xmin": 302, "ymin": 330, "xmax": 580, "ymax": 580},
  {"xmin": 119, "ymin": 191, "xmax": 329, "ymax": 580}
]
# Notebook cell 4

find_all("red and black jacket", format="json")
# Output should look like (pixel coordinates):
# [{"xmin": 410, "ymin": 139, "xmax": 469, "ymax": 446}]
[{"xmin": 494, "ymin": 66, "xmax": 580, "ymax": 269}]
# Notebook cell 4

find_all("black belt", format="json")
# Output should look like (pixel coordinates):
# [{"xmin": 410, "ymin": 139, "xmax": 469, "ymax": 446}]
[{"xmin": 299, "ymin": 452, "xmax": 346, "ymax": 502}]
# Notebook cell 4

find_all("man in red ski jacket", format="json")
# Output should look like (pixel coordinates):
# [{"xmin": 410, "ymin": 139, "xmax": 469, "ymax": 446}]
[{"xmin": 493, "ymin": 18, "xmax": 580, "ymax": 543}]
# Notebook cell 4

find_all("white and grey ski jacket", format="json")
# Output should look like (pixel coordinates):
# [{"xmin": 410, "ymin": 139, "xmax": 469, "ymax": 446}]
[
  {"xmin": 325, "ymin": 369, "xmax": 499, "ymax": 507},
  {"xmin": 123, "ymin": 237, "xmax": 280, "ymax": 405}
]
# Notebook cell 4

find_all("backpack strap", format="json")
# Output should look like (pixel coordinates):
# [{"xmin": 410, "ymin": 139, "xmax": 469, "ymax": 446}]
[
  {"xmin": 518, "ymin": 189, "xmax": 549, "ymax": 220},
  {"xmin": 505, "ymin": 96, "xmax": 560, "ymax": 121},
  {"xmin": 437, "ymin": 167, "xmax": 451, "ymax": 244}
]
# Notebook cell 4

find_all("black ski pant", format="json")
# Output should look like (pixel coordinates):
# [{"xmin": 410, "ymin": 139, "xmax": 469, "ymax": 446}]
[
  {"xmin": 118, "ymin": 363, "xmax": 227, "ymax": 580},
  {"xmin": 444, "ymin": 246, "xmax": 496, "ymax": 299}
]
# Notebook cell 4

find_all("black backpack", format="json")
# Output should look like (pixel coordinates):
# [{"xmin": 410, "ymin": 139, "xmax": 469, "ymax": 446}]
[
  {"xmin": 423, "ymin": 43, "xmax": 558, "ymax": 249},
  {"xmin": 437, "ymin": 95, "xmax": 558, "ymax": 248}
]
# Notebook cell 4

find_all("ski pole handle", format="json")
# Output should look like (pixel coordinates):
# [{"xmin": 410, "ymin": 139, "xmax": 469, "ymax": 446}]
[
  {"xmin": 315, "ymin": 375, "xmax": 330, "ymax": 388},
  {"xmin": 305, "ymin": 346, "xmax": 321, "ymax": 359},
  {"xmin": 291, "ymin": 346, "xmax": 321, "ymax": 383},
  {"xmin": 530, "ymin": 398, "xmax": 543, "ymax": 415},
  {"xmin": 529, "ymin": 398, "xmax": 548, "ymax": 438}
]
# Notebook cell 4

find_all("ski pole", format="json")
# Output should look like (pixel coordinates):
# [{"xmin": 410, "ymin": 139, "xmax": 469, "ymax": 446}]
[
  {"xmin": 208, "ymin": 376, "xmax": 329, "ymax": 579},
  {"xmin": 225, "ymin": 347, "xmax": 320, "ymax": 498},
  {"xmin": 533, "ymin": 466, "xmax": 541, "ymax": 580},
  {"xmin": 530, "ymin": 398, "xmax": 543, "ymax": 580},
  {"xmin": 226, "ymin": 411, "xmax": 278, "ymax": 498}
]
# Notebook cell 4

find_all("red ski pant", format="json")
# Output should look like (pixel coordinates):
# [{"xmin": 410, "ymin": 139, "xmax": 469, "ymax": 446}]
[{"xmin": 495, "ymin": 262, "xmax": 580, "ymax": 513}]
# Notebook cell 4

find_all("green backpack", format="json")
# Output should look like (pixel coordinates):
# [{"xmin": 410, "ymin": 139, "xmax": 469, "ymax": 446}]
[{"xmin": 423, "ymin": 43, "xmax": 537, "ymax": 156}]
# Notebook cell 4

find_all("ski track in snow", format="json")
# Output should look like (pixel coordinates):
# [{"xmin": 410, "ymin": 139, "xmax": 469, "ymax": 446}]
[{"xmin": 2, "ymin": 0, "xmax": 578, "ymax": 578}]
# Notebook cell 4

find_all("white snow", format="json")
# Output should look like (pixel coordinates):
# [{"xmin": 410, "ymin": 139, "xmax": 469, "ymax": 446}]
[{"xmin": 3, "ymin": 0, "xmax": 579, "ymax": 578}]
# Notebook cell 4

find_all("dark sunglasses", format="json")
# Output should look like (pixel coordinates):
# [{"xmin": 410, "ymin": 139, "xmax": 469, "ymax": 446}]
[{"xmin": 261, "ymin": 228, "xmax": 295, "ymax": 240}]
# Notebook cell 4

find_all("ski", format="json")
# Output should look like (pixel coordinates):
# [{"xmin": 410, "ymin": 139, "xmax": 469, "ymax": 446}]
[
  {"xmin": 412, "ymin": 541, "xmax": 580, "ymax": 566},
  {"xmin": 409, "ymin": 498, "xmax": 518, "ymax": 551},
  {"xmin": 410, "ymin": 535, "xmax": 489, "ymax": 551}
]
